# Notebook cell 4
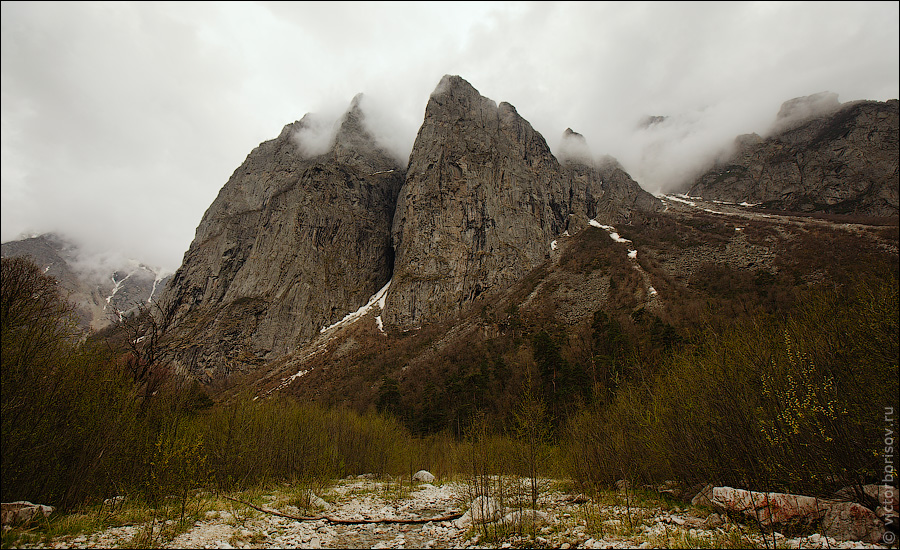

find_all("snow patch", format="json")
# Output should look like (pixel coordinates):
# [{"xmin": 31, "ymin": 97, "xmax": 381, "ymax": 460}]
[
  {"xmin": 649, "ymin": 286, "xmax": 658, "ymax": 297},
  {"xmin": 664, "ymin": 194, "xmax": 697, "ymax": 207},
  {"xmin": 289, "ymin": 369, "xmax": 309, "ymax": 382},
  {"xmin": 739, "ymin": 201, "xmax": 759, "ymax": 207},
  {"xmin": 105, "ymin": 272, "xmax": 132, "ymax": 314},
  {"xmin": 148, "ymin": 275, "xmax": 164, "ymax": 303},
  {"xmin": 628, "ymin": 249, "xmax": 638, "ymax": 259},
  {"xmin": 550, "ymin": 240, "xmax": 558, "ymax": 251},
  {"xmin": 320, "ymin": 279, "xmax": 392, "ymax": 334}
]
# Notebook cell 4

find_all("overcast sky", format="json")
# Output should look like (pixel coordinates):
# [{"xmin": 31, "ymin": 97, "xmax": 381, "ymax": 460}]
[{"xmin": 2, "ymin": 1, "xmax": 898, "ymax": 273}]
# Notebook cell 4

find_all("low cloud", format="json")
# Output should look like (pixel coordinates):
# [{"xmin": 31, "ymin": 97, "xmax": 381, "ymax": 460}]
[{"xmin": 2, "ymin": 2, "xmax": 897, "ymax": 272}]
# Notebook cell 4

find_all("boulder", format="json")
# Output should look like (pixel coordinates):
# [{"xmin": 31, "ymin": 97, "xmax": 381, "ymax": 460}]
[
  {"xmin": 1, "ymin": 501, "xmax": 54, "ymax": 525},
  {"xmin": 469, "ymin": 495, "xmax": 501, "ymax": 523},
  {"xmin": 502, "ymin": 509, "xmax": 550, "ymax": 525},
  {"xmin": 821, "ymin": 501, "xmax": 885, "ymax": 543},
  {"xmin": 307, "ymin": 492, "xmax": 331, "ymax": 511},
  {"xmin": 690, "ymin": 483, "xmax": 715, "ymax": 508},
  {"xmin": 412, "ymin": 470, "xmax": 435, "ymax": 483},
  {"xmin": 704, "ymin": 512, "xmax": 724, "ymax": 528},
  {"xmin": 710, "ymin": 486, "xmax": 828, "ymax": 526}
]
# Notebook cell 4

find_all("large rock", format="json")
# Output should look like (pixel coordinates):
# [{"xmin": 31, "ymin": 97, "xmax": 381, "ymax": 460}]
[
  {"xmin": 710, "ymin": 486, "xmax": 828, "ymax": 527},
  {"xmin": 412, "ymin": 470, "xmax": 435, "ymax": 483},
  {"xmin": 1, "ymin": 501, "xmax": 54, "ymax": 525},
  {"xmin": 383, "ymin": 75, "xmax": 571, "ymax": 329},
  {"xmin": 470, "ymin": 495, "xmax": 502, "ymax": 523},
  {"xmin": 821, "ymin": 501, "xmax": 886, "ymax": 543},
  {"xmin": 157, "ymin": 95, "xmax": 404, "ymax": 381},
  {"xmin": 688, "ymin": 95, "xmax": 899, "ymax": 217}
]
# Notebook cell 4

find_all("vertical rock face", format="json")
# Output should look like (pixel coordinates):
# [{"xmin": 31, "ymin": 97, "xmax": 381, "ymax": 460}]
[
  {"xmin": 382, "ymin": 75, "xmax": 571, "ymax": 328},
  {"xmin": 688, "ymin": 96, "xmax": 899, "ymax": 216},
  {"xmin": 558, "ymin": 128, "xmax": 663, "ymax": 225},
  {"xmin": 159, "ymin": 96, "xmax": 404, "ymax": 381}
]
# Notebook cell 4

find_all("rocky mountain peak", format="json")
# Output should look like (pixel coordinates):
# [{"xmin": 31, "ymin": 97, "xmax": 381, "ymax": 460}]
[
  {"xmin": 688, "ymin": 96, "xmax": 898, "ymax": 216},
  {"xmin": 158, "ymin": 74, "xmax": 667, "ymax": 378},
  {"xmin": 559, "ymin": 127, "xmax": 593, "ymax": 165},
  {"xmin": 157, "ymin": 95, "xmax": 404, "ymax": 382},
  {"xmin": 771, "ymin": 91, "xmax": 840, "ymax": 134}
]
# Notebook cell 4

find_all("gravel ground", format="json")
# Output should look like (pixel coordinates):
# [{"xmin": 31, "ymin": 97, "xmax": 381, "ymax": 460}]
[{"xmin": 12, "ymin": 477, "xmax": 891, "ymax": 549}]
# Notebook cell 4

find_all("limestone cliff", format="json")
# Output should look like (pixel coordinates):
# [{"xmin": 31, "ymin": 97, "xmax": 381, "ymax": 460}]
[
  {"xmin": 158, "ymin": 96, "xmax": 404, "ymax": 381},
  {"xmin": 688, "ymin": 95, "xmax": 899, "ymax": 216},
  {"xmin": 382, "ymin": 76, "xmax": 661, "ymax": 329},
  {"xmin": 382, "ymin": 76, "xmax": 572, "ymax": 328}
]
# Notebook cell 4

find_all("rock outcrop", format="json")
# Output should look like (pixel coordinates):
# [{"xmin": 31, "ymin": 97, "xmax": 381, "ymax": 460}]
[
  {"xmin": 383, "ymin": 76, "xmax": 661, "ymax": 329},
  {"xmin": 688, "ymin": 94, "xmax": 899, "ymax": 217},
  {"xmin": 158, "ymin": 96, "xmax": 404, "ymax": 381},
  {"xmin": 382, "ymin": 76, "xmax": 572, "ymax": 328},
  {"xmin": 558, "ymin": 128, "xmax": 663, "ymax": 225}
]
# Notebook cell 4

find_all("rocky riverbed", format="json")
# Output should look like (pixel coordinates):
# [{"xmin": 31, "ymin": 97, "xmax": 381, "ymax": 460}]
[{"xmin": 6, "ymin": 476, "xmax": 893, "ymax": 549}]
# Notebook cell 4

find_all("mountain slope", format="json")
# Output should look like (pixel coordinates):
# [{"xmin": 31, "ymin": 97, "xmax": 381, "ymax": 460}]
[
  {"xmin": 687, "ymin": 94, "xmax": 899, "ymax": 217},
  {"xmin": 237, "ymin": 198, "xmax": 898, "ymax": 432},
  {"xmin": 1, "ymin": 233, "xmax": 166, "ymax": 331},
  {"xmin": 157, "ymin": 96, "xmax": 405, "ymax": 382}
]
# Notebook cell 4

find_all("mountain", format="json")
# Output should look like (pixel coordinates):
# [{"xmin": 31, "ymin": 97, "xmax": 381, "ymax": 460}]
[
  {"xmin": 148, "ymin": 75, "xmax": 897, "ymax": 415},
  {"xmin": 156, "ymin": 95, "xmax": 405, "ymax": 382},
  {"xmin": 157, "ymin": 75, "xmax": 664, "ymax": 381},
  {"xmin": 687, "ymin": 93, "xmax": 899, "ymax": 217},
  {"xmin": 0, "ymin": 233, "xmax": 168, "ymax": 332},
  {"xmin": 384, "ymin": 76, "xmax": 662, "ymax": 329}
]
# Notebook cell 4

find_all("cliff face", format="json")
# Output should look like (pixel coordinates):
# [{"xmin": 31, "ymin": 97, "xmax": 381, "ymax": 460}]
[
  {"xmin": 382, "ymin": 77, "xmax": 663, "ymax": 329},
  {"xmin": 158, "ymin": 97, "xmax": 404, "ymax": 381},
  {"xmin": 382, "ymin": 76, "xmax": 570, "ymax": 328},
  {"xmin": 688, "ymin": 95, "xmax": 899, "ymax": 216},
  {"xmin": 558, "ymin": 128, "xmax": 663, "ymax": 225},
  {"xmin": 159, "ymin": 75, "xmax": 666, "ymax": 379}
]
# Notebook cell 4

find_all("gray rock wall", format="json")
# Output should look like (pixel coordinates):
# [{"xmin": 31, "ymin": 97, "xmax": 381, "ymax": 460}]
[
  {"xmin": 383, "ymin": 75, "xmax": 571, "ymax": 328},
  {"xmin": 688, "ymin": 97, "xmax": 899, "ymax": 217},
  {"xmin": 158, "ymin": 97, "xmax": 404, "ymax": 381}
]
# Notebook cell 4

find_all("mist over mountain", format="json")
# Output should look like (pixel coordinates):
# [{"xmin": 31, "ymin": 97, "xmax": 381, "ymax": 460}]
[
  {"xmin": 687, "ymin": 94, "xmax": 899, "ymax": 216},
  {"xmin": 144, "ymin": 74, "xmax": 899, "ymax": 390},
  {"xmin": 1, "ymin": 233, "xmax": 169, "ymax": 331}
]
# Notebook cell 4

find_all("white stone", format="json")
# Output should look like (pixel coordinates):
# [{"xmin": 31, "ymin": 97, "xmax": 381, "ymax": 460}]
[{"xmin": 413, "ymin": 470, "xmax": 436, "ymax": 483}]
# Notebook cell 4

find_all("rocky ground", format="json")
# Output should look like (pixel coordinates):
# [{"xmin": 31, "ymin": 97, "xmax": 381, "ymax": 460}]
[{"xmin": 7, "ymin": 476, "xmax": 891, "ymax": 549}]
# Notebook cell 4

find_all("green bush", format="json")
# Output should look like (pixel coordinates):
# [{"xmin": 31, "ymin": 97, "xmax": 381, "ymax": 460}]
[{"xmin": 565, "ymin": 276, "xmax": 899, "ymax": 497}]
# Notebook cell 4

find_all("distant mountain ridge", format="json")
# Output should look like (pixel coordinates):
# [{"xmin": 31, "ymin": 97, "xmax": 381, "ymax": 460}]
[
  {"xmin": 1, "ymin": 233, "xmax": 169, "ymax": 332},
  {"xmin": 687, "ymin": 93, "xmax": 899, "ymax": 216}
]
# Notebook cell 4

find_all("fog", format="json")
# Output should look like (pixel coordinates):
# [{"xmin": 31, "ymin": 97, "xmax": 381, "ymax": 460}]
[{"xmin": 2, "ymin": 2, "xmax": 898, "ymax": 273}]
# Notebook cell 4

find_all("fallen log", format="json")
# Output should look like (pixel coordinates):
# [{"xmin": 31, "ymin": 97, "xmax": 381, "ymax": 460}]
[{"xmin": 222, "ymin": 495, "xmax": 463, "ymax": 525}]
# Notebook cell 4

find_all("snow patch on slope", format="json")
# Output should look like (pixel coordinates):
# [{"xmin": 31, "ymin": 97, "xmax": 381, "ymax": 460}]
[{"xmin": 320, "ymin": 279, "xmax": 392, "ymax": 334}]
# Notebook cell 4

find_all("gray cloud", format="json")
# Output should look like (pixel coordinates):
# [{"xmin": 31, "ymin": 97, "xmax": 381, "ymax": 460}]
[{"xmin": 2, "ymin": 1, "xmax": 898, "ymax": 272}]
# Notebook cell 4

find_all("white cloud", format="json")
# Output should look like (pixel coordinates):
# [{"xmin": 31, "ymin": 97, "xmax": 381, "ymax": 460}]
[{"xmin": 2, "ymin": 1, "xmax": 897, "ymax": 272}]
